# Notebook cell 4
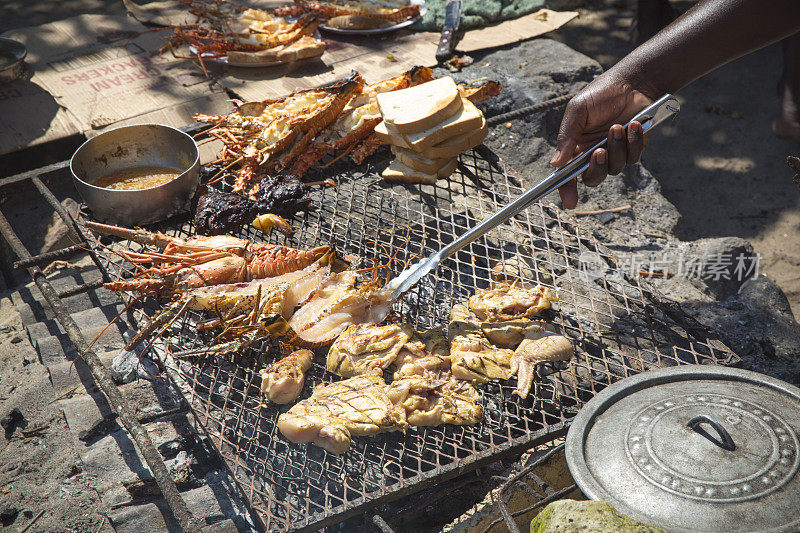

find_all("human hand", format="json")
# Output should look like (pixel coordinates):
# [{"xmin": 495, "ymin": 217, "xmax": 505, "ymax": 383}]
[{"xmin": 550, "ymin": 71, "xmax": 655, "ymax": 208}]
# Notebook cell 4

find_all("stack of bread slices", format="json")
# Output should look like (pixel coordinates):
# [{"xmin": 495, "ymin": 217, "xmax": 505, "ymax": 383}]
[{"xmin": 375, "ymin": 77, "xmax": 488, "ymax": 184}]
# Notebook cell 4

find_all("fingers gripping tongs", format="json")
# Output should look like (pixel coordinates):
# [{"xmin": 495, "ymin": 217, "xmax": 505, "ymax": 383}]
[{"xmin": 385, "ymin": 94, "xmax": 680, "ymax": 301}]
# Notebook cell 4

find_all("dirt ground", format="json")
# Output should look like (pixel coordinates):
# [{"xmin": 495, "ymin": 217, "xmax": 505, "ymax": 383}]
[{"xmin": 548, "ymin": 0, "xmax": 800, "ymax": 315}]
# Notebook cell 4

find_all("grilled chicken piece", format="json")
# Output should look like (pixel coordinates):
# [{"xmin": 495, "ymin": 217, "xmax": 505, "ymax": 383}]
[
  {"xmin": 480, "ymin": 319, "xmax": 554, "ymax": 349},
  {"xmin": 387, "ymin": 376, "xmax": 483, "ymax": 426},
  {"xmin": 326, "ymin": 323, "xmax": 413, "ymax": 377},
  {"xmin": 448, "ymin": 303, "xmax": 481, "ymax": 338},
  {"xmin": 512, "ymin": 335, "xmax": 574, "ymax": 399},
  {"xmin": 392, "ymin": 328, "xmax": 450, "ymax": 379},
  {"xmin": 449, "ymin": 331, "xmax": 514, "ymax": 383},
  {"xmin": 277, "ymin": 373, "xmax": 407, "ymax": 454},
  {"xmin": 468, "ymin": 283, "xmax": 557, "ymax": 323},
  {"xmin": 259, "ymin": 349, "xmax": 314, "ymax": 404}
]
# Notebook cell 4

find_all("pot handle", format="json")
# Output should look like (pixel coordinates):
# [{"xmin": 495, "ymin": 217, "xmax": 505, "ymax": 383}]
[{"xmin": 687, "ymin": 415, "xmax": 736, "ymax": 451}]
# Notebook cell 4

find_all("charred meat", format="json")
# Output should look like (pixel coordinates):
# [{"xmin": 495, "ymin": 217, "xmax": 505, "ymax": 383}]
[
  {"xmin": 260, "ymin": 348, "xmax": 314, "ymax": 404},
  {"xmin": 277, "ymin": 373, "xmax": 407, "ymax": 454},
  {"xmin": 326, "ymin": 323, "xmax": 413, "ymax": 377},
  {"xmin": 193, "ymin": 175, "xmax": 311, "ymax": 236}
]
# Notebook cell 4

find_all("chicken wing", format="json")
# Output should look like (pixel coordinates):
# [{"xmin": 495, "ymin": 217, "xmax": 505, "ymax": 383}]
[
  {"xmin": 512, "ymin": 334, "xmax": 574, "ymax": 399},
  {"xmin": 449, "ymin": 331, "xmax": 514, "ymax": 383},
  {"xmin": 259, "ymin": 349, "xmax": 313, "ymax": 404}
]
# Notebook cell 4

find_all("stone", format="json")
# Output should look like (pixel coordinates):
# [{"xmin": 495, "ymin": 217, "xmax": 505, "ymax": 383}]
[
  {"xmin": 111, "ymin": 349, "xmax": 159, "ymax": 384},
  {"xmin": 0, "ymin": 506, "xmax": 18, "ymax": 526},
  {"xmin": 530, "ymin": 500, "xmax": 666, "ymax": 533},
  {"xmin": 158, "ymin": 438, "xmax": 185, "ymax": 459},
  {"xmin": 1, "ymin": 407, "xmax": 25, "ymax": 439},
  {"xmin": 681, "ymin": 275, "xmax": 800, "ymax": 385}
]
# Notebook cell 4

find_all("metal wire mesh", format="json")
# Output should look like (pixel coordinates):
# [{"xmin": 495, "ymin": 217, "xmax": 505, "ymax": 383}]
[{"xmin": 85, "ymin": 145, "xmax": 739, "ymax": 532}]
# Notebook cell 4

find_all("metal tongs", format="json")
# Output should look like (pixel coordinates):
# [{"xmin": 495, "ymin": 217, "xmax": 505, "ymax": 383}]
[{"xmin": 385, "ymin": 94, "xmax": 680, "ymax": 301}]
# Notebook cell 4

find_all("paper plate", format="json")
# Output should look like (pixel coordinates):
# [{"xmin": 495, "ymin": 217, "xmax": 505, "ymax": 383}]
[{"xmin": 319, "ymin": 0, "xmax": 425, "ymax": 35}]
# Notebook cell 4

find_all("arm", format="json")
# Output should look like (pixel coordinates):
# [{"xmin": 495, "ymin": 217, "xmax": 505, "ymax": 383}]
[{"xmin": 553, "ymin": 0, "xmax": 800, "ymax": 208}]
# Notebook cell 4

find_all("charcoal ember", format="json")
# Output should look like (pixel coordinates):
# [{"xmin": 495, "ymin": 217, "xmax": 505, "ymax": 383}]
[{"xmin": 192, "ymin": 174, "xmax": 311, "ymax": 235}]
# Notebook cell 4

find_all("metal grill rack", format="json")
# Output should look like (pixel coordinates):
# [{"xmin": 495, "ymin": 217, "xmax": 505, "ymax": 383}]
[{"xmin": 85, "ymin": 144, "xmax": 740, "ymax": 532}]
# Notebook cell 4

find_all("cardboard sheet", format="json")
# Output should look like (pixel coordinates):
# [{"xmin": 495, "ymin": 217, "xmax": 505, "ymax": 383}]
[
  {"xmin": 0, "ymin": 7, "xmax": 576, "ymax": 156},
  {"xmin": 457, "ymin": 9, "xmax": 578, "ymax": 53},
  {"xmin": 0, "ymin": 15, "xmax": 230, "ymax": 155}
]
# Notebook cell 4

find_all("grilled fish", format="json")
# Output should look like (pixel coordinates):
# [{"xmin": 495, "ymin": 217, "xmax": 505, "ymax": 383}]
[
  {"xmin": 326, "ymin": 323, "xmax": 413, "ymax": 377},
  {"xmin": 277, "ymin": 373, "xmax": 407, "ymax": 454},
  {"xmin": 260, "ymin": 349, "xmax": 314, "ymax": 404}
]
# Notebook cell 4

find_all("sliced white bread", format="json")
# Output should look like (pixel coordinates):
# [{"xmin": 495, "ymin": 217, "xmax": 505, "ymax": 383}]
[
  {"xmin": 381, "ymin": 158, "xmax": 458, "ymax": 184},
  {"xmin": 377, "ymin": 77, "xmax": 462, "ymax": 134},
  {"xmin": 402, "ymin": 98, "xmax": 483, "ymax": 151},
  {"xmin": 382, "ymin": 159, "xmax": 439, "ymax": 184},
  {"xmin": 421, "ymin": 117, "xmax": 488, "ymax": 160},
  {"xmin": 392, "ymin": 146, "xmax": 451, "ymax": 174},
  {"xmin": 373, "ymin": 120, "xmax": 410, "ymax": 148},
  {"xmin": 437, "ymin": 158, "xmax": 458, "ymax": 179}
]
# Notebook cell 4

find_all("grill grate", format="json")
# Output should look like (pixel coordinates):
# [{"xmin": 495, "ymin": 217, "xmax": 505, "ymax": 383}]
[{"xmin": 85, "ymin": 145, "xmax": 739, "ymax": 532}]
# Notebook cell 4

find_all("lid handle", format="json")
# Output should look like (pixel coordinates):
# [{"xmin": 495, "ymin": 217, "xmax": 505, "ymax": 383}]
[{"xmin": 687, "ymin": 415, "xmax": 736, "ymax": 451}]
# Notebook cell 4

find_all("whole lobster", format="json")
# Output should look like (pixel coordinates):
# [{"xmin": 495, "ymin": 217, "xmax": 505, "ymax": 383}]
[{"xmin": 85, "ymin": 221, "xmax": 329, "ymax": 296}]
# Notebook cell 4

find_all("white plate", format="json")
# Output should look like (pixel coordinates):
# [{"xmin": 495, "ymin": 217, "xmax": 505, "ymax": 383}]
[
  {"xmin": 319, "ymin": 0, "xmax": 425, "ymax": 35},
  {"xmin": 189, "ymin": 30, "xmax": 323, "ymax": 68}
]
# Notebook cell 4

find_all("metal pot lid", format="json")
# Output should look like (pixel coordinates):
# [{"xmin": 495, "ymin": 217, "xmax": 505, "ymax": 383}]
[{"xmin": 565, "ymin": 365, "xmax": 800, "ymax": 533}]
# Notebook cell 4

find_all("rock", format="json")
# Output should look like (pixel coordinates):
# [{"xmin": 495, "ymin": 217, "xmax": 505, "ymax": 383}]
[
  {"xmin": 738, "ymin": 274, "xmax": 795, "ymax": 321},
  {"xmin": 158, "ymin": 438, "xmax": 185, "ymax": 459},
  {"xmin": 10, "ymin": 335, "xmax": 22, "ymax": 344},
  {"xmin": 0, "ymin": 506, "xmax": 18, "ymax": 526},
  {"xmin": 596, "ymin": 212, "xmax": 615, "ymax": 224},
  {"xmin": 1, "ymin": 408, "xmax": 25, "ymax": 439},
  {"xmin": 679, "ymin": 237, "xmax": 756, "ymax": 300},
  {"xmin": 680, "ymin": 275, "xmax": 800, "ymax": 385},
  {"xmin": 111, "ymin": 349, "xmax": 159, "ymax": 384},
  {"xmin": 530, "ymin": 500, "xmax": 666, "ymax": 533}
]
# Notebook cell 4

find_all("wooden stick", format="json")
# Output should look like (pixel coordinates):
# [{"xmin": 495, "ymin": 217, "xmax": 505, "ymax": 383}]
[
  {"xmin": 573, "ymin": 204, "xmax": 632, "ymax": 216},
  {"xmin": 638, "ymin": 269, "xmax": 674, "ymax": 278},
  {"xmin": 20, "ymin": 510, "xmax": 45, "ymax": 533}
]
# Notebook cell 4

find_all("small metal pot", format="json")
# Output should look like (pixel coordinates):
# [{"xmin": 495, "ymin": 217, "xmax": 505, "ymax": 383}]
[
  {"xmin": 70, "ymin": 124, "xmax": 200, "ymax": 226},
  {"xmin": 0, "ymin": 37, "xmax": 27, "ymax": 84}
]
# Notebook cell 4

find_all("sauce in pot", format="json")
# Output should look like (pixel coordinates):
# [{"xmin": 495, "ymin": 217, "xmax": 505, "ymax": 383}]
[{"xmin": 92, "ymin": 165, "xmax": 182, "ymax": 191}]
